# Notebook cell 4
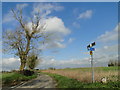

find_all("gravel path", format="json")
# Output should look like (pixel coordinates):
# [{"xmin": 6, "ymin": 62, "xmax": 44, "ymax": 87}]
[{"xmin": 10, "ymin": 73, "xmax": 57, "ymax": 89}]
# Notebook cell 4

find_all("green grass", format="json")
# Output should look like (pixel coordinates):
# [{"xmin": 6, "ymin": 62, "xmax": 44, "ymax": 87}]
[
  {"xmin": 44, "ymin": 72, "xmax": 120, "ymax": 89},
  {"xmin": 2, "ymin": 72, "xmax": 37, "ymax": 86}
]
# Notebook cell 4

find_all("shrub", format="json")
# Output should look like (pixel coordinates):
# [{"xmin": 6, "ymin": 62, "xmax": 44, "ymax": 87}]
[
  {"xmin": 19, "ymin": 70, "xmax": 35, "ymax": 76},
  {"xmin": 108, "ymin": 60, "xmax": 119, "ymax": 67},
  {"xmin": 27, "ymin": 52, "xmax": 40, "ymax": 70}
]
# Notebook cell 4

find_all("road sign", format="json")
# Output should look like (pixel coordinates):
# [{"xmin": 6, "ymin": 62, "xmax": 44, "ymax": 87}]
[
  {"xmin": 87, "ymin": 45, "xmax": 90, "ymax": 50},
  {"xmin": 87, "ymin": 42, "xmax": 96, "ymax": 50},
  {"xmin": 90, "ymin": 48, "xmax": 95, "ymax": 51},
  {"xmin": 91, "ymin": 42, "xmax": 96, "ymax": 47},
  {"xmin": 90, "ymin": 51, "xmax": 93, "ymax": 55}
]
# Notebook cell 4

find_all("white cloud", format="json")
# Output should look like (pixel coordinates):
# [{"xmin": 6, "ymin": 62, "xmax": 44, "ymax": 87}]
[
  {"xmin": 2, "ymin": 58, "xmax": 20, "ymax": 71},
  {"xmin": 97, "ymin": 30, "xmax": 117, "ymax": 42},
  {"xmin": 20, "ymin": 3, "xmax": 68, "ymax": 49},
  {"xmin": 36, "ymin": 57, "xmax": 91, "ymax": 69},
  {"xmin": 92, "ymin": 24, "xmax": 119, "ymax": 65},
  {"xmin": 2, "ymin": 43, "xmax": 118, "ymax": 71},
  {"xmin": 2, "ymin": 53, "xmax": 117, "ymax": 71},
  {"xmin": 3, "ymin": 2, "xmax": 69, "ymax": 50},
  {"xmin": 80, "ymin": 44, "xmax": 118, "ymax": 67},
  {"xmin": 24, "ymin": 16, "xmax": 70, "ymax": 49},
  {"xmin": 37, "ymin": 55, "xmax": 115, "ymax": 69},
  {"xmin": 97, "ymin": 23, "xmax": 119, "ymax": 43},
  {"xmin": 72, "ymin": 22, "xmax": 80, "ymax": 28},
  {"xmin": 45, "ymin": 17, "xmax": 70, "ymax": 35},
  {"xmin": 16, "ymin": 3, "xmax": 28, "ymax": 10},
  {"xmin": 2, "ymin": 58, "xmax": 20, "ymax": 65},
  {"xmin": 78, "ymin": 10, "xmax": 93, "ymax": 19},
  {"xmin": 68, "ymin": 38, "xmax": 75, "ymax": 43},
  {"xmin": 95, "ymin": 44, "xmax": 118, "ymax": 58},
  {"xmin": 87, "ymin": 24, "xmax": 119, "ymax": 67},
  {"xmin": 32, "ymin": 3, "xmax": 64, "ymax": 18},
  {"xmin": 39, "ymin": 17, "xmax": 71, "ymax": 49},
  {"xmin": 103, "ymin": 46, "xmax": 108, "ymax": 49}
]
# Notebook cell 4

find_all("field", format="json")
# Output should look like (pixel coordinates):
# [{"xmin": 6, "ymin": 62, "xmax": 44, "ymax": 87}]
[
  {"xmin": 44, "ymin": 72, "xmax": 119, "ymax": 88},
  {"xmin": 42, "ymin": 66, "xmax": 119, "ymax": 88},
  {"xmin": 42, "ymin": 67, "xmax": 119, "ymax": 83}
]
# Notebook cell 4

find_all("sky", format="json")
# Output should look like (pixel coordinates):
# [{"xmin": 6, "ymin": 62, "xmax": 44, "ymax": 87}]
[
  {"xmin": 1, "ymin": 2, "xmax": 119, "ymax": 71},
  {"xmin": 1, "ymin": 0, "xmax": 120, "ymax": 2}
]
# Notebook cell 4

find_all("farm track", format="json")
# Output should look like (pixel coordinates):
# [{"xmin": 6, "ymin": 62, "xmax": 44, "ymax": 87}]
[{"xmin": 2, "ymin": 73, "xmax": 57, "ymax": 90}]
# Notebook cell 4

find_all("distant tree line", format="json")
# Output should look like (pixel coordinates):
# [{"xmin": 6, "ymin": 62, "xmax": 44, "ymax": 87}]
[
  {"xmin": 108, "ymin": 60, "xmax": 120, "ymax": 67},
  {"xmin": 48, "ymin": 67, "xmax": 56, "ymax": 70}
]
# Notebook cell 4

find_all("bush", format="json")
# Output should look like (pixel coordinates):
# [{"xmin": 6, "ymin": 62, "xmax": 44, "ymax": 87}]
[
  {"xmin": 19, "ymin": 70, "xmax": 35, "ymax": 76},
  {"xmin": 108, "ymin": 60, "xmax": 119, "ymax": 67},
  {"xmin": 27, "ymin": 53, "xmax": 40, "ymax": 70}
]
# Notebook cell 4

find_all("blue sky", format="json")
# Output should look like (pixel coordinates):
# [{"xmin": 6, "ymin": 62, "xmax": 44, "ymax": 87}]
[{"xmin": 2, "ymin": 2, "xmax": 119, "ymax": 70}]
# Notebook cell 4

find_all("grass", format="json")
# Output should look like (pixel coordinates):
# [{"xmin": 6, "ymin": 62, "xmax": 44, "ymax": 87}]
[
  {"xmin": 2, "ymin": 72, "xmax": 37, "ymax": 86},
  {"xmin": 44, "ymin": 72, "xmax": 120, "ymax": 88},
  {"xmin": 42, "ymin": 66, "xmax": 118, "ymax": 83}
]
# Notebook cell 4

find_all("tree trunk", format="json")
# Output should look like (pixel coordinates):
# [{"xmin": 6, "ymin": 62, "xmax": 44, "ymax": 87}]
[
  {"xmin": 19, "ymin": 37, "xmax": 31, "ymax": 71},
  {"xmin": 19, "ymin": 61, "xmax": 26, "ymax": 71},
  {"xmin": 19, "ymin": 55, "xmax": 27, "ymax": 71}
]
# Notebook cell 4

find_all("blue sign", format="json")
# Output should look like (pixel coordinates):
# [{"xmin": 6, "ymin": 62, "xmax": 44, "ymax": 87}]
[{"xmin": 89, "ymin": 48, "xmax": 95, "ymax": 51}]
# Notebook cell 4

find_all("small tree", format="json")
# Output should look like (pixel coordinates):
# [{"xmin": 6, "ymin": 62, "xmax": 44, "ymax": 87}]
[{"xmin": 27, "ymin": 52, "xmax": 40, "ymax": 70}]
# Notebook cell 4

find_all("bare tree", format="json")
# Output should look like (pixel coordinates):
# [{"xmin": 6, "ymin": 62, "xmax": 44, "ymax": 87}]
[{"xmin": 3, "ymin": 8, "xmax": 46, "ymax": 71}]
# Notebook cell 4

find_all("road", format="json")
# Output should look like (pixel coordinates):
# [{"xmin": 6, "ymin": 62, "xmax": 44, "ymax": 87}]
[{"xmin": 8, "ymin": 73, "xmax": 57, "ymax": 89}]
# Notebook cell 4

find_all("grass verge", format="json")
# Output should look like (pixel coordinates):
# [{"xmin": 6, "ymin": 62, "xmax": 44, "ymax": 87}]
[
  {"xmin": 44, "ymin": 72, "xmax": 120, "ymax": 89},
  {"xmin": 2, "ymin": 72, "xmax": 37, "ymax": 86}
]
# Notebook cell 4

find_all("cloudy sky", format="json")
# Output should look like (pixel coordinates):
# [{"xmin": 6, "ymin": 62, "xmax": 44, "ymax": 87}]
[{"xmin": 1, "ymin": 2, "xmax": 119, "ymax": 71}]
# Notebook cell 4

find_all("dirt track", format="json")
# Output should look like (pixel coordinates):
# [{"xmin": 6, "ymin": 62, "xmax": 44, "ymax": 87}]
[{"xmin": 10, "ymin": 73, "xmax": 56, "ymax": 89}]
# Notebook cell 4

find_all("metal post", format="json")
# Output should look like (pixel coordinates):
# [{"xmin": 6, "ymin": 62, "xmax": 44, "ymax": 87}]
[
  {"xmin": 91, "ymin": 54, "xmax": 94, "ymax": 83},
  {"xmin": 87, "ymin": 42, "xmax": 96, "ymax": 83}
]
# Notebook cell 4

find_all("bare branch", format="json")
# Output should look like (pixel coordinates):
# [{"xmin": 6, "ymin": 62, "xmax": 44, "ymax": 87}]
[{"xmin": 3, "ymin": 8, "xmax": 47, "ymax": 71}]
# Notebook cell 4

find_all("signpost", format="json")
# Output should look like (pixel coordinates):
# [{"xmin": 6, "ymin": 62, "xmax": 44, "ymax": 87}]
[
  {"xmin": 91, "ymin": 54, "xmax": 94, "ymax": 83},
  {"xmin": 87, "ymin": 42, "xmax": 96, "ymax": 83}
]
